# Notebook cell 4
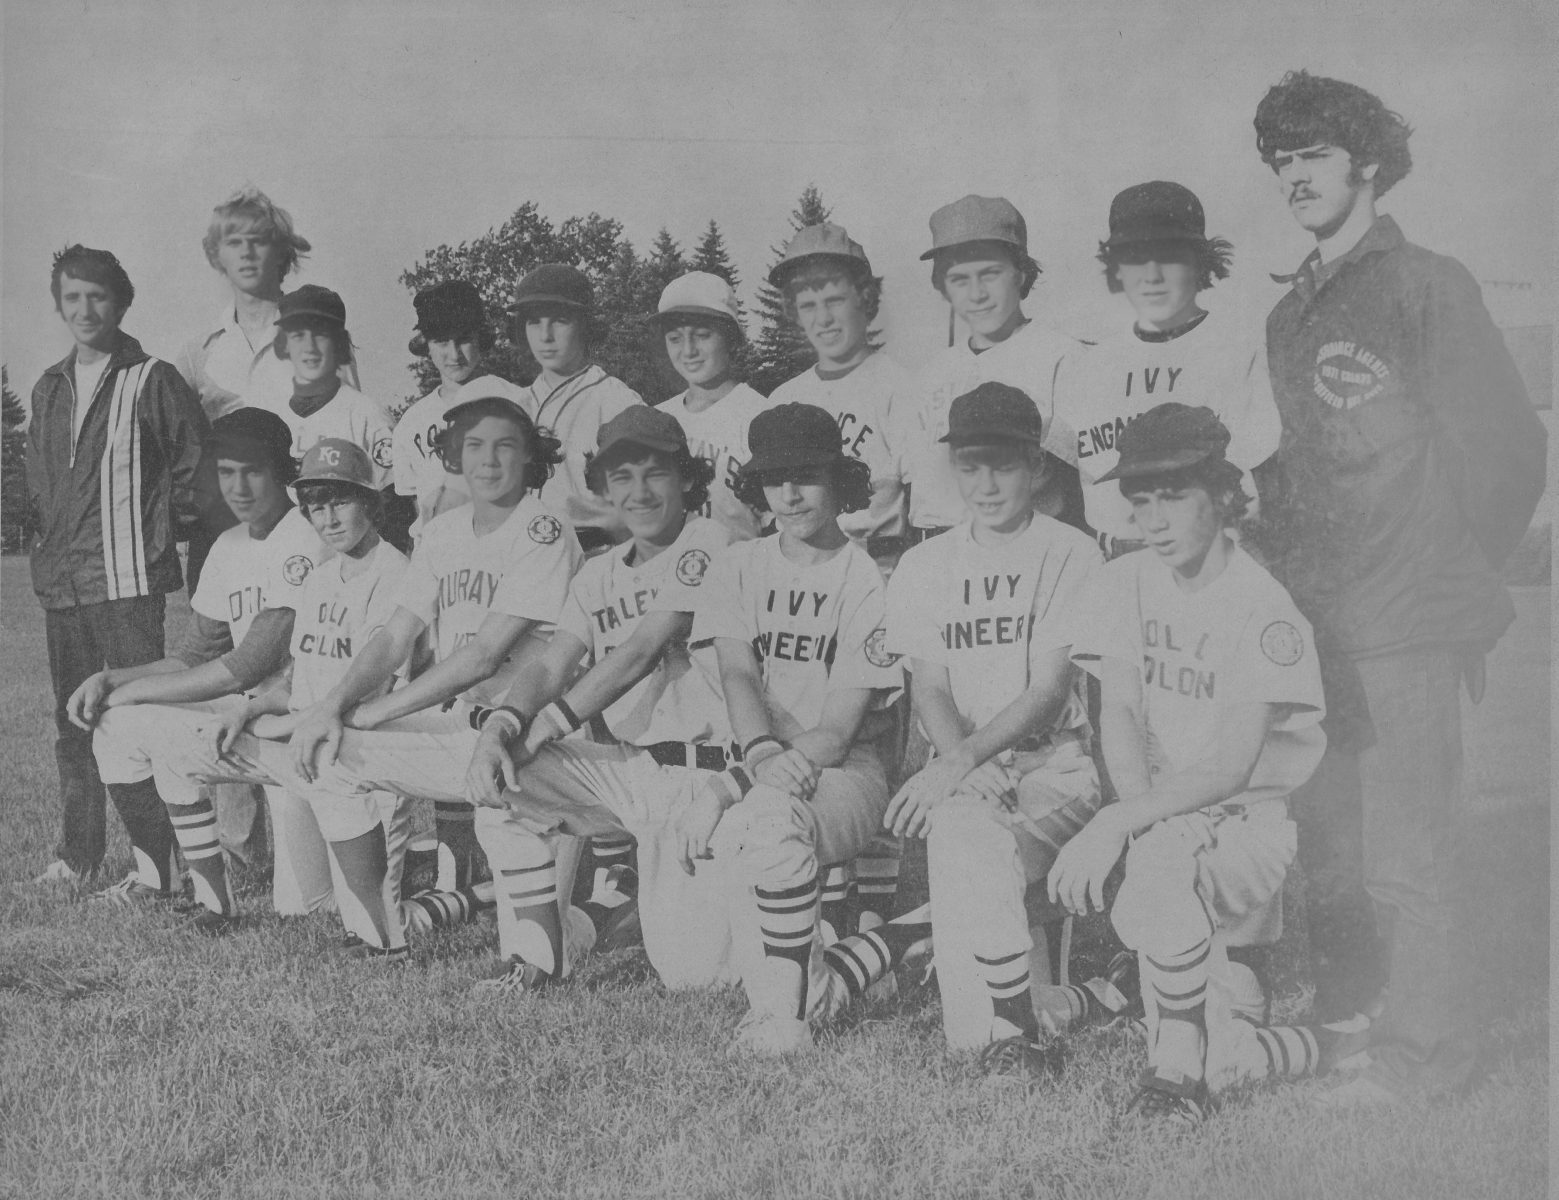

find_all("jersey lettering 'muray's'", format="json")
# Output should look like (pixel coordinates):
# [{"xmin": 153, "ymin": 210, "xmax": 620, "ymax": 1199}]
[
  {"xmin": 439, "ymin": 568, "xmax": 500, "ymax": 610},
  {"xmin": 1141, "ymin": 617, "xmax": 1216, "ymax": 700}
]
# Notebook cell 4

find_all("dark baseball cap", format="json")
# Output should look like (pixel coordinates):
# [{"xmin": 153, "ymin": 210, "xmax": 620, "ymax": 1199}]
[
  {"xmin": 294, "ymin": 437, "xmax": 378, "ymax": 491},
  {"xmin": 743, "ymin": 403, "xmax": 842, "ymax": 476},
  {"xmin": 413, "ymin": 280, "xmax": 485, "ymax": 342},
  {"xmin": 768, "ymin": 223, "xmax": 872, "ymax": 287},
  {"xmin": 1105, "ymin": 181, "xmax": 1207, "ymax": 250},
  {"xmin": 595, "ymin": 405, "xmax": 688, "ymax": 467},
  {"xmin": 508, "ymin": 264, "xmax": 593, "ymax": 315},
  {"xmin": 940, "ymin": 381, "xmax": 1045, "ymax": 446},
  {"xmin": 1097, "ymin": 403, "xmax": 1232, "ymax": 481},
  {"xmin": 206, "ymin": 407, "xmax": 296, "ymax": 468},
  {"xmin": 277, "ymin": 284, "xmax": 347, "ymax": 328},
  {"xmin": 921, "ymin": 195, "xmax": 1028, "ymax": 260}
]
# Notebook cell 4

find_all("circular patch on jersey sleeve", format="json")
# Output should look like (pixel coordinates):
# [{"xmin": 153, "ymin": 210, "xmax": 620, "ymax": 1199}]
[
  {"xmin": 1260, "ymin": 620, "xmax": 1304, "ymax": 666},
  {"xmin": 372, "ymin": 437, "xmax": 395, "ymax": 469},
  {"xmin": 675, "ymin": 548, "xmax": 711, "ymax": 587},
  {"xmin": 282, "ymin": 555, "xmax": 314, "ymax": 587},
  {"xmin": 527, "ymin": 514, "xmax": 562, "ymax": 545},
  {"xmin": 864, "ymin": 627, "xmax": 899, "ymax": 668}
]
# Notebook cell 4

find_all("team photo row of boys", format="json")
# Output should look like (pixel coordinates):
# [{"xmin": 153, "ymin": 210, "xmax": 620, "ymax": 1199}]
[{"xmin": 21, "ymin": 69, "xmax": 1545, "ymax": 1127}]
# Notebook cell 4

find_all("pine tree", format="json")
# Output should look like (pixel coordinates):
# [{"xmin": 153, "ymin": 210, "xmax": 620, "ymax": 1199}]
[
  {"xmin": 691, "ymin": 220, "xmax": 741, "ymax": 291},
  {"xmin": 1, "ymin": 364, "xmax": 36, "ymax": 551},
  {"xmin": 1, "ymin": 365, "xmax": 23, "ymax": 430},
  {"xmin": 750, "ymin": 185, "xmax": 831, "ymax": 395},
  {"xmin": 645, "ymin": 228, "xmax": 688, "ymax": 295}
]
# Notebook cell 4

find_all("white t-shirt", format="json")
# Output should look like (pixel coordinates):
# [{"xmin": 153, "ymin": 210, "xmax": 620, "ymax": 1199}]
[
  {"xmin": 887, "ymin": 516, "xmax": 1099, "ymax": 735},
  {"xmin": 288, "ymin": 539, "xmax": 410, "ymax": 712},
  {"xmin": 769, "ymin": 351, "xmax": 911, "ymax": 543},
  {"xmin": 519, "ymin": 365, "xmax": 643, "ymax": 533},
  {"xmin": 392, "ymin": 493, "xmax": 583, "ymax": 706},
  {"xmin": 191, "ymin": 506, "xmax": 327, "ymax": 648},
  {"xmin": 556, "ymin": 515, "xmax": 734, "ymax": 747},
  {"xmin": 71, "ymin": 354, "xmax": 112, "ymax": 447},
  {"xmin": 903, "ymin": 321, "xmax": 1081, "ymax": 530},
  {"xmin": 655, "ymin": 382, "xmax": 776, "ymax": 541},
  {"xmin": 1053, "ymin": 313, "xmax": 1282, "ymax": 540},
  {"xmin": 693, "ymin": 535, "xmax": 903, "ymax": 742},
  {"xmin": 1070, "ymin": 546, "xmax": 1326, "ymax": 809}
]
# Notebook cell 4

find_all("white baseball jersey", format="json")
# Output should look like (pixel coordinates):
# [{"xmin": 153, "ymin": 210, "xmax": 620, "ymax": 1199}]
[
  {"xmin": 519, "ymin": 365, "xmax": 643, "ymax": 533},
  {"xmin": 655, "ymin": 383, "xmax": 775, "ymax": 541},
  {"xmin": 1053, "ymin": 313, "xmax": 1281, "ymax": 539},
  {"xmin": 903, "ymin": 321, "xmax": 1081, "ymax": 530},
  {"xmin": 191, "ymin": 506, "xmax": 326, "ymax": 647},
  {"xmin": 693, "ymin": 536, "xmax": 903, "ymax": 742},
  {"xmin": 1070, "ymin": 546, "xmax": 1325, "ymax": 808},
  {"xmin": 769, "ymin": 351, "xmax": 911, "ymax": 543},
  {"xmin": 288, "ymin": 539, "xmax": 411, "ymax": 713},
  {"xmin": 249, "ymin": 382, "xmax": 395, "ymax": 491},
  {"xmin": 556, "ymin": 515, "xmax": 735, "ymax": 747},
  {"xmin": 887, "ymin": 515, "xmax": 1099, "ymax": 734},
  {"xmin": 393, "ymin": 493, "xmax": 583, "ymax": 706}
]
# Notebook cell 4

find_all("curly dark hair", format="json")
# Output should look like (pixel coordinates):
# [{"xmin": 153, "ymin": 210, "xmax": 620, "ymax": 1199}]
[
  {"xmin": 51, "ymin": 244, "xmax": 134, "ymax": 311},
  {"xmin": 1254, "ymin": 70, "xmax": 1413, "ymax": 197},
  {"xmin": 1095, "ymin": 237, "xmax": 1234, "ymax": 294},
  {"xmin": 777, "ymin": 259, "xmax": 884, "ymax": 325},
  {"xmin": 1117, "ymin": 458, "xmax": 1252, "ymax": 525},
  {"xmin": 733, "ymin": 456, "xmax": 873, "ymax": 515},
  {"xmin": 930, "ymin": 241, "xmax": 1042, "ymax": 300},
  {"xmin": 435, "ymin": 398, "xmax": 562, "ymax": 490},
  {"xmin": 272, "ymin": 318, "xmax": 355, "ymax": 366},
  {"xmin": 295, "ymin": 479, "xmax": 384, "ymax": 528},
  {"xmin": 584, "ymin": 443, "xmax": 715, "ymax": 514}
]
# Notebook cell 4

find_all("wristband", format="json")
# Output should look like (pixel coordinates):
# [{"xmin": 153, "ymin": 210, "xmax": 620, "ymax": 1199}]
[
  {"xmin": 742, "ymin": 734, "xmax": 786, "ymax": 764},
  {"xmin": 483, "ymin": 706, "xmax": 531, "ymax": 741},
  {"xmin": 540, "ymin": 699, "xmax": 582, "ymax": 737},
  {"xmin": 723, "ymin": 766, "xmax": 754, "ymax": 802}
]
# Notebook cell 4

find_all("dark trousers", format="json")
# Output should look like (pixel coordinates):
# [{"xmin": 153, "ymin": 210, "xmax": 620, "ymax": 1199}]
[{"xmin": 44, "ymin": 595, "xmax": 173, "ymax": 874}]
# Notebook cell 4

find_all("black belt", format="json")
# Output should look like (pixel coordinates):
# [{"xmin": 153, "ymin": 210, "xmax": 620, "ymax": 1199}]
[
  {"xmin": 644, "ymin": 742, "xmax": 732, "ymax": 771},
  {"xmin": 908, "ymin": 525, "xmax": 951, "ymax": 545}
]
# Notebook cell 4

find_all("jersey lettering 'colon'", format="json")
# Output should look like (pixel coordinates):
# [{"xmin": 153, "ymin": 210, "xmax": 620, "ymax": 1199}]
[
  {"xmin": 438, "ymin": 568, "xmax": 500, "ymax": 610},
  {"xmin": 227, "ymin": 585, "xmax": 263, "ymax": 624},
  {"xmin": 1140, "ymin": 618, "xmax": 1216, "ymax": 699}
]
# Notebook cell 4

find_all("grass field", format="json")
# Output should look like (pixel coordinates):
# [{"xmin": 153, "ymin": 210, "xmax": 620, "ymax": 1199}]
[{"xmin": 0, "ymin": 559, "xmax": 1548, "ymax": 1200}]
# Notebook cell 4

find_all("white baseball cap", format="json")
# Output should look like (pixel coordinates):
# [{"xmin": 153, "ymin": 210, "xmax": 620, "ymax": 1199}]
[{"xmin": 655, "ymin": 271, "xmax": 741, "ymax": 327}]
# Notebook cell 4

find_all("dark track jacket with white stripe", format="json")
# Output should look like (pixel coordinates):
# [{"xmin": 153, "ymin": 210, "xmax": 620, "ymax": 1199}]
[{"xmin": 27, "ymin": 331, "xmax": 209, "ymax": 610}]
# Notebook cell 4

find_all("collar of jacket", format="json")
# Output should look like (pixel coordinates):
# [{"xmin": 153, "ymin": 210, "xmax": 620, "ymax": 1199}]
[
  {"xmin": 41, "ymin": 329, "xmax": 149, "ymax": 380},
  {"xmin": 1270, "ymin": 215, "xmax": 1406, "ymax": 305}
]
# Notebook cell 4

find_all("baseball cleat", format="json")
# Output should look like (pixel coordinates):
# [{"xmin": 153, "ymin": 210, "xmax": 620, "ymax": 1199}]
[
  {"xmin": 583, "ymin": 865, "xmax": 641, "ymax": 952},
  {"xmin": 729, "ymin": 1011, "xmax": 813, "ymax": 1057},
  {"xmin": 352, "ymin": 943, "xmax": 411, "ymax": 967},
  {"xmin": 474, "ymin": 956, "xmax": 551, "ymax": 995},
  {"xmin": 189, "ymin": 910, "xmax": 239, "ymax": 938},
  {"xmin": 31, "ymin": 859, "xmax": 84, "ymax": 887},
  {"xmin": 87, "ymin": 875, "xmax": 175, "ymax": 907},
  {"xmin": 979, "ymin": 1034, "xmax": 1065, "ymax": 1083},
  {"xmin": 1122, "ymin": 1070, "xmax": 1213, "ymax": 1127},
  {"xmin": 341, "ymin": 932, "xmax": 366, "ymax": 951},
  {"xmin": 1314, "ymin": 1016, "xmax": 1374, "ymax": 1075}
]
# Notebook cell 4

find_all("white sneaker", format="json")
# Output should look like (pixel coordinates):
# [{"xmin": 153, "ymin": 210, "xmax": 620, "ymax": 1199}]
[
  {"xmin": 730, "ymin": 1011, "xmax": 813, "ymax": 1057},
  {"xmin": 32, "ymin": 859, "xmax": 82, "ymax": 887}
]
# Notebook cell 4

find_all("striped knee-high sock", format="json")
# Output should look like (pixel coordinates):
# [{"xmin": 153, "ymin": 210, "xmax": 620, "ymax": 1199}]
[
  {"xmin": 823, "ymin": 912, "xmax": 932, "ymax": 1001},
  {"xmin": 849, "ymin": 847, "xmax": 900, "ymax": 932},
  {"xmin": 1143, "ymin": 938, "xmax": 1211, "ymax": 1063},
  {"xmin": 400, "ymin": 881, "xmax": 495, "ymax": 934},
  {"xmin": 496, "ymin": 860, "xmax": 563, "ymax": 977},
  {"xmin": 977, "ymin": 948, "xmax": 1040, "ymax": 1041},
  {"xmin": 757, "ymin": 876, "xmax": 820, "ymax": 1020},
  {"xmin": 434, "ymin": 800, "xmax": 484, "ymax": 890},
  {"xmin": 1254, "ymin": 1025, "xmax": 1322, "ymax": 1079},
  {"xmin": 166, "ymin": 799, "xmax": 231, "ymax": 915},
  {"xmin": 589, "ymin": 835, "xmax": 635, "ymax": 886},
  {"xmin": 819, "ymin": 864, "xmax": 851, "ymax": 944}
]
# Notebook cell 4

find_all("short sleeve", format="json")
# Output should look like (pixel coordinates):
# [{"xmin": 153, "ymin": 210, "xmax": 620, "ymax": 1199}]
[
  {"xmin": 260, "ymin": 519, "xmax": 321, "ymax": 611},
  {"xmin": 690, "ymin": 543, "xmax": 753, "ymax": 646},
  {"xmin": 391, "ymin": 413, "xmax": 420, "ymax": 495},
  {"xmin": 883, "ymin": 550, "xmax": 942, "ymax": 665},
  {"xmin": 1068, "ymin": 561, "xmax": 1138, "ymax": 675},
  {"xmin": 1027, "ymin": 537, "xmax": 1104, "ymax": 657},
  {"xmin": 649, "ymin": 522, "xmax": 734, "ymax": 618},
  {"xmin": 555, "ymin": 575, "xmax": 598, "ymax": 659},
  {"xmin": 392, "ymin": 551, "xmax": 440, "ymax": 628},
  {"xmin": 827, "ymin": 559, "xmax": 905, "ymax": 697},
  {"xmin": 190, "ymin": 543, "xmax": 231, "ymax": 624},
  {"xmin": 602, "ymin": 380, "xmax": 643, "ymax": 424},
  {"xmin": 1224, "ymin": 603, "xmax": 1325, "ymax": 714},
  {"xmin": 1224, "ymin": 346, "xmax": 1282, "ymax": 472},
  {"xmin": 362, "ymin": 401, "xmax": 396, "ymax": 491},
  {"xmin": 490, "ymin": 519, "xmax": 584, "ymax": 625}
]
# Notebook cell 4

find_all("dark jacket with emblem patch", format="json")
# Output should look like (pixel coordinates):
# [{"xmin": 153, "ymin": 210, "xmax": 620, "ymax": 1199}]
[{"xmin": 1262, "ymin": 216, "xmax": 1545, "ymax": 662}]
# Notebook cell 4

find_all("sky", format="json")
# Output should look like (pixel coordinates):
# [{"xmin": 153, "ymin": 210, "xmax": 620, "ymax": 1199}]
[{"xmin": 3, "ymin": 0, "xmax": 1553, "ymax": 409}]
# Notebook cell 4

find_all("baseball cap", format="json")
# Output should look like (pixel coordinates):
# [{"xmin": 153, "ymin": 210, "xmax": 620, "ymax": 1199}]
[
  {"xmin": 1097, "ymin": 403, "xmax": 1232, "ymax": 481},
  {"xmin": 508, "ymin": 264, "xmax": 593, "ymax": 315},
  {"xmin": 277, "ymin": 284, "xmax": 347, "ymax": 328},
  {"xmin": 594, "ymin": 405, "xmax": 688, "ymax": 467},
  {"xmin": 294, "ymin": 438, "xmax": 378, "ymax": 491},
  {"xmin": 768, "ymin": 223, "xmax": 871, "ymax": 287},
  {"xmin": 940, "ymin": 382, "xmax": 1045, "ymax": 447},
  {"xmin": 742, "ymin": 403, "xmax": 843, "ymax": 476},
  {"xmin": 441, "ymin": 390, "xmax": 531, "ymax": 426},
  {"xmin": 1105, "ymin": 181, "xmax": 1208, "ymax": 250},
  {"xmin": 413, "ymin": 280, "xmax": 485, "ymax": 342},
  {"xmin": 205, "ymin": 407, "xmax": 296, "ymax": 468},
  {"xmin": 920, "ymin": 195, "xmax": 1028, "ymax": 260},
  {"xmin": 654, "ymin": 272, "xmax": 742, "ymax": 327}
]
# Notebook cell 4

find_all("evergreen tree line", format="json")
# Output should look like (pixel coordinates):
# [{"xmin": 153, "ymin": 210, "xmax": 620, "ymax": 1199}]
[
  {"xmin": 2, "ymin": 365, "xmax": 35, "ymax": 552},
  {"xmin": 398, "ymin": 184, "xmax": 834, "ymax": 408}
]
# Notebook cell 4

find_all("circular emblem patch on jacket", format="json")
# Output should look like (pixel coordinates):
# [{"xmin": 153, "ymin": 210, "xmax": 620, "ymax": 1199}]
[
  {"xmin": 1312, "ymin": 341, "xmax": 1391, "ymax": 410},
  {"xmin": 675, "ymin": 548, "xmax": 710, "ymax": 587},
  {"xmin": 528, "ymin": 514, "xmax": 562, "ymax": 545},
  {"xmin": 282, "ymin": 555, "xmax": 314, "ymax": 587},
  {"xmin": 1260, "ymin": 620, "xmax": 1304, "ymax": 666},
  {"xmin": 864, "ymin": 627, "xmax": 899, "ymax": 668}
]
